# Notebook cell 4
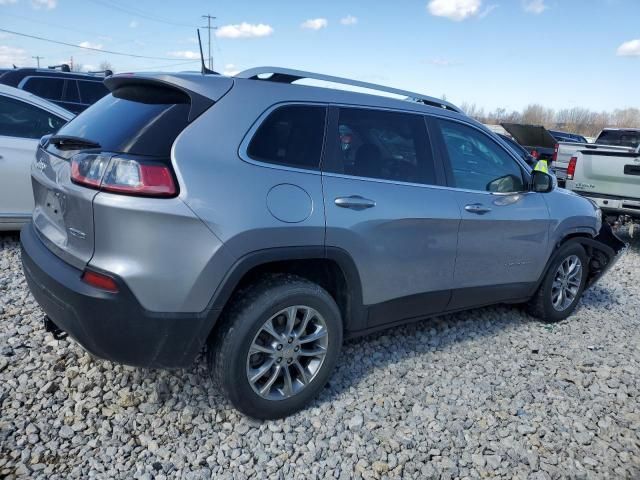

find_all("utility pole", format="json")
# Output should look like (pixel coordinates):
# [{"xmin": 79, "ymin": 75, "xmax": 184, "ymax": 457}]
[
  {"xmin": 201, "ymin": 14, "xmax": 216, "ymax": 70},
  {"xmin": 32, "ymin": 56, "xmax": 44, "ymax": 68}
]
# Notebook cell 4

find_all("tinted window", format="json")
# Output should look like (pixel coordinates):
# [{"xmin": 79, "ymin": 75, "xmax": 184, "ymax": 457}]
[
  {"xmin": 439, "ymin": 120, "xmax": 525, "ymax": 193},
  {"xmin": 63, "ymin": 80, "xmax": 80, "ymax": 103},
  {"xmin": 78, "ymin": 80, "xmax": 108, "ymax": 104},
  {"xmin": 328, "ymin": 107, "xmax": 436, "ymax": 185},
  {"xmin": 54, "ymin": 84, "xmax": 191, "ymax": 157},
  {"xmin": 596, "ymin": 130, "xmax": 640, "ymax": 148},
  {"xmin": 248, "ymin": 105, "xmax": 326, "ymax": 169},
  {"xmin": 23, "ymin": 77, "xmax": 64, "ymax": 101},
  {"xmin": 0, "ymin": 95, "xmax": 66, "ymax": 139}
]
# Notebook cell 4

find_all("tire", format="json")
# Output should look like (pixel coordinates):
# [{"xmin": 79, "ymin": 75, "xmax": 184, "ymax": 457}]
[
  {"xmin": 527, "ymin": 243, "xmax": 589, "ymax": 323},
  {"xmin": 208, "ymin": 274, "xmax": 343, "ymax": 419}
]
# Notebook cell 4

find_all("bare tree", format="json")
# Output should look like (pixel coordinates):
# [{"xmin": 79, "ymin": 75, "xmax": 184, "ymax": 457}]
[{"xmin": 99, "ymin": 61, "xmax": 114, "ymax": 73}]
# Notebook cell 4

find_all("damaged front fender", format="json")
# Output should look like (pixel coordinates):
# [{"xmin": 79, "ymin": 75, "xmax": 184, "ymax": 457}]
[{"xmin": 575, "ymin": 223, "xmax": 627, "ymax": 289}]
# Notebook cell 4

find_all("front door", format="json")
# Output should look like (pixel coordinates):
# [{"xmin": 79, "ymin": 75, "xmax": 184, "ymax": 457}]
[
  {"xmin": 322, "ymin": 106, "xmax": 460, "ymax": 329},
  {"xmin": 432, "ymin": 118, "xmax": 551, "ymax": 310}
]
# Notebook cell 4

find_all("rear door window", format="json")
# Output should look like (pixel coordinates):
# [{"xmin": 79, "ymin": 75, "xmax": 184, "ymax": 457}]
[
  {"xmin": 0, "ymin": 94, "xmax": 67, "ymax": 139},
  {"xmin": 596, "ymin": 130, "xmax": 640, "ymax": 148},
  {"xmin": 23, "ymin": 77, "xmax": 65, "ymax": 101},
  {"xmin": 247, "ymin": 105, "xmax": 326, "ymax": 170},
  {"xmin": 325, "ymin": 107, "xmax": 436, "ymax": 185},
  {"xmin": 78, "ymin": 80, "xmax": 109, "ymax": 104},
  {"xmin": 63, "ymin": 80, "xmax": 80, "ymax": 103},
  {"xmin": 53, "ymin": 84, "xmax": 192, "ymax": 157}
]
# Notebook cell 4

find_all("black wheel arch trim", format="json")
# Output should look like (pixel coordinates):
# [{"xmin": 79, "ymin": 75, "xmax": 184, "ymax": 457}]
[{"xmin": 205, "ymin": 245, "xmax": 367, "ymax": 333}]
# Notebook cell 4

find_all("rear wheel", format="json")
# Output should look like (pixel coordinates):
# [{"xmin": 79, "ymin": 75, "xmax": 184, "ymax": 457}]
[
  {"xmin": 527, "ymin": 243, "xmax": 588, "ymax": 322},
  {"xmin": 208, "ymin": 275, "xmax": 342, "ymax": 419}
]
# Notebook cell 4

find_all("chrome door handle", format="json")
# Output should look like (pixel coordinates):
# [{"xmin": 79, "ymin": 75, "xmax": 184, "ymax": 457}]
[
  {"xmin": 464, "ymin": 203, "xmax": 491, "ymax": 215},
  {"xmin": 334, "ymin": 195, "xmax": 376, "ymax": 210}
]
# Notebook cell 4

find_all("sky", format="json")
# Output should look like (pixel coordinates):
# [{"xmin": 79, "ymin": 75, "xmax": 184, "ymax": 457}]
[{"xmin": 0, "ymin": 0, "xmax": 639, "ymax": 112}]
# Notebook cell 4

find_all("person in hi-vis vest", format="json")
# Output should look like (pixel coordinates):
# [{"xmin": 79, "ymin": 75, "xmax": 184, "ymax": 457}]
[{"xmin": 534, "ymin": 158, "xmax": 549, "ymax": 174}]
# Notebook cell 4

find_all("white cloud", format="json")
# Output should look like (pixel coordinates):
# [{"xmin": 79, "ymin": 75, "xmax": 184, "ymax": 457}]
[
  {"xmin": 216, "ymin": 22, "xmax": 274, "ymax": 39},
  {"xmin": 523, "ymin": 0, "xmax": 547, "ymax": 14},
  {"xmin": 78, "ymin": 41, "xmax": 103, "ymax": 50},
  {"xmin": 427, "ymin": 0, "xmax": 481, "ymax": 21},
  {"xmin": 0, "ymin": 45, "xmax": 28, "ymax": 67},
  {"xmin": 167, "ymin": 50, "xmax": 200, "ymax": 59},
  {"xmin": 479, "ymin": 4, "xmax": 498, "ymax": 18},
  {"xmin": 0, "ymin": 0, "xmax": 18, "ymax": 5},
  {"xmin": 223, "ymin": 63, "xmax": 240, "ymax": 76},
  {"xmin": 301, "ymin": 18, "xmax": 328, "ymax": 30},
  {"xmin": 340, "ymin": 15, "xmax": 358, "ymax": 26},
  {"xmin": 129, "ymin": 20, "xmax": 138, "ymax": 28},
  {"xmin": 617, "ymin": 39, "xmax": 640, "ymax": 57},
  {"xmin": 31, "ymin": 0, "xmax": 56, "ymax": 9}
]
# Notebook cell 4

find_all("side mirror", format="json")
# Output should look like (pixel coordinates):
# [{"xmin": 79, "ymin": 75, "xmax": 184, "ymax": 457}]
[{"xmin": 530, "ymin": 170, "xmax": 554, "ymax": 193}]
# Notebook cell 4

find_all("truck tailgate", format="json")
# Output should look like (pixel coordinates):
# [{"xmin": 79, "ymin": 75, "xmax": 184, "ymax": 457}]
[{"xmin": 574, "ymin": 151, "xmax": 640, "ymax": 200}]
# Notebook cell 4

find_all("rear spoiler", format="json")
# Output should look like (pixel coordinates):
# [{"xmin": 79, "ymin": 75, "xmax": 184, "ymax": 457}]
[{"xmin": 105, "ymin": 74, "xmax": 233, "ymax": 122}]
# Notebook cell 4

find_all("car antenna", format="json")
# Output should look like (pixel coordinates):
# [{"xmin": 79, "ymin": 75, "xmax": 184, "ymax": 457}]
[{"xmin": 197, "ymin": 29, "xmax": 218, "ymax": 75}]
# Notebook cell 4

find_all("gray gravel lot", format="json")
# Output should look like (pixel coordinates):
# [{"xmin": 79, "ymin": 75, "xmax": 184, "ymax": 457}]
[{"xmin": 0, "ymin": 231, "xmax": 639, "ymax": 479}]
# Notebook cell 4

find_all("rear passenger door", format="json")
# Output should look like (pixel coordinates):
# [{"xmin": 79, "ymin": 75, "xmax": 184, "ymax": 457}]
[
  {"xmin": 322, "ymin": 106, "xmax": 460, "ymax": 329},
  {"xmin": 431, "ymin": 118, "xmax": 550, "ymax": 309}
]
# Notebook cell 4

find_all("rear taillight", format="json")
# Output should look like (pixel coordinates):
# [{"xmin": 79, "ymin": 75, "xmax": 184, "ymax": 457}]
[
  {"xmin": 531, "ymin": 149, "xmax": 539, "ymax": 159},
  {"xmin": 71, "ymin": 154, "xmax": 176, "ymax": 197},
  {"xmin": 82, "ymin": 270, "xmax": 119, "ymax": 292},
  {"xmin": 552, "ymin": 143, "xmax": 559, "ymax": 163},
  {"xmin": 567, "ymin": 156, "xmax": 577, "ymax": 180}
]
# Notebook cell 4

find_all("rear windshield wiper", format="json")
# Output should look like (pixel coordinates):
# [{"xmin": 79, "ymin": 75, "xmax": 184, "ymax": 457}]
[{"xmin": 49, "ymin": 135, "xmax": 101, "ymax": 150}]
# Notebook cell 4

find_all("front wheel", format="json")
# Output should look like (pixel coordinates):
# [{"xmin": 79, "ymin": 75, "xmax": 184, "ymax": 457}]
[
  {"xmin": 208, "ymin": 275, "xmax": 343, "ymax": 419},
  {"xmin": 527, "ymin": 243, "xmax": 589, "ymax": 323}
]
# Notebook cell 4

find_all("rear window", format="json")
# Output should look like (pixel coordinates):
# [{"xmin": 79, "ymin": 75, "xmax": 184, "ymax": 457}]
[
  {"xmin": 78, "ymin": 80, "xmax": 109, "ymax": 104},
  {"xmin": 23, "ymin": 77, "xmax": 64, "ymax": 101},
  {"xmin": 596, "ymin": 130, "xmax": 640, "ymax": 148},
  {"xmin": 54, "ymin": 84, "xmax": 191, "ymax": 157},
  {"xmin": 247, "ymin": 105, "xmax": 326, "ymax": 170}
]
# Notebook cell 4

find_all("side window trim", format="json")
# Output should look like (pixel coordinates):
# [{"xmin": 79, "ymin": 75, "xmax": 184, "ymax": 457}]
[
  {"xmin": 322, "ymin": 104, "xmax": 445, "ymax": 188},
  {"xmin": 431, "ymin": 117, "xmax": 532, "ymax": 192},
  {"xmin": 238, "ymin": 102, "xmax": 328, "ymax": 175}
]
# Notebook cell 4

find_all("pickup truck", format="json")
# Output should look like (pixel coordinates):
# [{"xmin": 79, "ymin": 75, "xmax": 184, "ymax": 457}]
[
  {"xmin": 565, "ymin": 146, "xmax": 640, "ymax": 232},
  {"xmin": 553, "ymin": 142, "xmax": 634, "ymax": 185}
]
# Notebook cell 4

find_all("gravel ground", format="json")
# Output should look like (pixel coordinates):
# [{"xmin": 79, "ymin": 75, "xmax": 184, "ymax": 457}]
[{"xmin": 1, "ymin": 231, "xmax": 639, "ymax": 480}]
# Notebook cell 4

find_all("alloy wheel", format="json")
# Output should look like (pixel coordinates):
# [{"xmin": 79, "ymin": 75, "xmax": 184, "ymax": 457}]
[
  {"xmin": 551, "ymin": 255, "xmax": 583, "ymax": 312},
  {"xmin": 246, "ymin": 306, "xmax": 329, "ymax": 400}
]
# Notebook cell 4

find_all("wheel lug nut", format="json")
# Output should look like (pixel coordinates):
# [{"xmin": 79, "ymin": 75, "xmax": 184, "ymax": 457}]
[
  {"xmin": 277, "ymin": 344, "xmax": 283, "ymax": 351},
  {"xmin": 288, "ymin": 337, "xmax": 293, "ymax": 344},
  {"xmin": 277, "ymin": 357, "xmax": 282, "ymax": 363},
  {"xmin": 294, "ymin": 346, "xmax": 299, "ymax": 352},
  {"xmin": 287, "ymin": 358, "xmax": 292, "ymax": 364}
]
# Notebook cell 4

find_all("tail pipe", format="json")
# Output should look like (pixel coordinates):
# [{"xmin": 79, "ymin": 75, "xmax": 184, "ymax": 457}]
[{"xmin": 42, "ymin": 316, "xmax": 68, "ymax": 340}]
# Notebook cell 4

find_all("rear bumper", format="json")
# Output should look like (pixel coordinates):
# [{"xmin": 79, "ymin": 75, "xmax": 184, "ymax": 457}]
[
  {"xmin": 573, "ymin": 192, "xmax": 640, "ymax": 219},
  {"xmin": 20, "ymin": 222, "xmax": 218, "ymax": 368}
]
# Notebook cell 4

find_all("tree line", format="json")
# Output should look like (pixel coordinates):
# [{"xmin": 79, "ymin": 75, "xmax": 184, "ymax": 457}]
[{"xmin": 460, "ymin": 103, "xmax": 640, "ymax": 137}]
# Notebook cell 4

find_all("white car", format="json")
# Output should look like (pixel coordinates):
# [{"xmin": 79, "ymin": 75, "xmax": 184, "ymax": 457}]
[{"xmin": 0, "ymin": 84, "xmax": 74, "ymax": 230}]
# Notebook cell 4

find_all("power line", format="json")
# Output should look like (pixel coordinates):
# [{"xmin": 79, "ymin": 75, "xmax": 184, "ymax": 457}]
[
  {"xmin": 86, "ymin": 0, "xmax": 197, "ymax": 28},
  {"xmin": 201, "ymin": 14, "xmax": 217, "ymax": 70},
  {"xmin": 0, "ymin": 28, "xmax": 190, "ymax": 61}
]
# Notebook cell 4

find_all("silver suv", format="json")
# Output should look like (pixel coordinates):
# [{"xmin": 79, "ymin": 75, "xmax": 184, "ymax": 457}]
[{"xmin": 21, "ymin": 67, "xmax": 625, "ymax": 419}]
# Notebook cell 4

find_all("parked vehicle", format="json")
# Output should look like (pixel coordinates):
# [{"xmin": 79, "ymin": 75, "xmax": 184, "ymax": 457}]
[
  {"xmin": 497, "ymin": 133, "xmax": 536, "ymax": 167},
  {"xmin": 0, "ymin": 84, "xmax": 73, "ymax": 230},
  {"xmin": 0, "ymin": 66, "xmax": 110, "ymax": 114},
  {"xmin": 565, "ymin": 145, "xmax": 640, "ymax": 231},
  {"xmin": 549, "ymin": 130, "xmax": 588, "ymax": 144},
  {"xmin": 594, "ymin": 128, "xmax": 640, "ymax": 149},
  {"xmin": 501, "ymin": 123, "xmax": 557, "ymax": 162},
  {"xmin": 21, "ymin": 67, "xmax": 625, "ymax": 419},
  {"xmin": 553, "ymin": 141, "xmax": 634, "ymax": 185}
]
